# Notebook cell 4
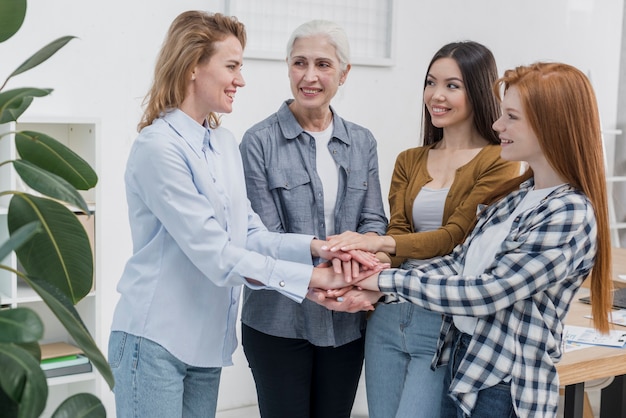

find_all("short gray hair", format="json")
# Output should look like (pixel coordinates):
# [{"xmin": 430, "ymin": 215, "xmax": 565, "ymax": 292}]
[{"xmin": 286, "ymin": 20, "xmax": 351, "ymax": 71}]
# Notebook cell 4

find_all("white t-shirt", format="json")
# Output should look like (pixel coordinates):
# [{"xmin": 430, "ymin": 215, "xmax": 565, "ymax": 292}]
[
  {"xmin": 454, "ymin": 184, "xmax": 563, "ymax": 334},
  {"xmin": 306, "ymin": 122, "xmax": 338, "ymax": 236}
]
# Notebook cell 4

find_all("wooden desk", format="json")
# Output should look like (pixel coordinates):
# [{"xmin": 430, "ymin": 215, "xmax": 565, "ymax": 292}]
[{"xmin": 559, "ymin": 247, "xmax": 626, "ymax": 418}]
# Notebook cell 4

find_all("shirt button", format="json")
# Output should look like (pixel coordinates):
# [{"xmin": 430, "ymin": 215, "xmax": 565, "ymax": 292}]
[
  {"xmin": 362, "ymin": 181, "xmax": 367, "ymax": 187},
  {"xmin": 279, "ymin": 281, "xmax": 286, "ymax": 287}
]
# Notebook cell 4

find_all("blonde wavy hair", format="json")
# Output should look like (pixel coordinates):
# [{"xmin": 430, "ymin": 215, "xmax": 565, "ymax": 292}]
[{"xmin": 138, "ymin": 11, "xmax": 246, "ymax": 131}]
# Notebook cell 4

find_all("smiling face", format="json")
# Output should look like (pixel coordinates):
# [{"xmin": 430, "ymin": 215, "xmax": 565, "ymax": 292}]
[
  {"xmin": 181, "ymin": 35, "xmax": 245, "ymax": 124},
  {"xmin": 492, "ymin": 86, "xmax": 545, "ymax": 165},
  {"xmin": 423, "ymin": 57, "xmax": 474, "ymax": 130},
  {"xmin": 287, "ymin": 34, "xmax": 348, "ymax": 113}
]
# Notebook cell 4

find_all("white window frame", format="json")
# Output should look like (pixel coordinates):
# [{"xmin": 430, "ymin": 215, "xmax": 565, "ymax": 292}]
[{"xmin": 224, "ymin": 0, "xmax": 395, "ymax": 67}]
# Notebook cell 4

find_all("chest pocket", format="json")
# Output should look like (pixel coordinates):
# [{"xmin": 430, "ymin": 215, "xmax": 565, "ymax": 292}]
[
  {"xmin": 267, "ymin": 168, "xmax": 313, "ymax": 225},
  {"xmin": 346, "ymin": 169, "xmax": 368, "ymax": 191},
  {"xmin": 267, "ymin": 168, "xmax": 310, "ymax": 191},
  {"xmin": 340, "ymin": 168, "xmax": 369, "ymax": 220}
]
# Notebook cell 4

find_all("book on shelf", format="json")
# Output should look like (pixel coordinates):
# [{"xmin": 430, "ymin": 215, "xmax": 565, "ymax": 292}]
[
  {"xmin": 40, "ymin": 342, "xmax": 83, "ymax": 359},
  {"xmin": 43, "ymin": 360, "xmax": 92, "ymax": 378},
  {"xmin": 40, "ymin": 342, "xmax": 92, "ymax": 378},
  {"xmin": 41, "ymin": 353, "xmax": 90, "ymax": 370}
]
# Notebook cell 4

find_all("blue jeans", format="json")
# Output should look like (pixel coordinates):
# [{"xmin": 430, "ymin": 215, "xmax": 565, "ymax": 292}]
[
  {"xmin": 441, "ymin": 331, "xmax": 516, "ymax": 418},
  {"xmin": 364, "ymin": 302, "xmax": 446, "ymax": 418},
  {"xmin": 108, "ymin": 331, "xmax": 222, "ymax": 418}
]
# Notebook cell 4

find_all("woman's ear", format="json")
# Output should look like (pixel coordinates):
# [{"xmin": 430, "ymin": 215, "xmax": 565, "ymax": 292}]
[{"xmin": 340, "ymin": 64, "xmax": 352, "ymax": 86}]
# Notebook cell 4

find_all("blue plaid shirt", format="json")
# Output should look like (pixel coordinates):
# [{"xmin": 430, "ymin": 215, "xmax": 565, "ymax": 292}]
[{"xmin": 378, "ymin": 179, "xmax": 597, "ymax": 417}]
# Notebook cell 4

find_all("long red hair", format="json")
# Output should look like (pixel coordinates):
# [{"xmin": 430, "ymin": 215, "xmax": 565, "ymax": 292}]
[{"xmin": 490, "ymin": 63, "xmax": 612, "ymax": 332}]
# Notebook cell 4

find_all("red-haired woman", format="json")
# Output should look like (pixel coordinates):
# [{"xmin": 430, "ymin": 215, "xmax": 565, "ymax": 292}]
[{"xmin": 313, "ymin": 62, "xmax": 612, "ymax": 418}]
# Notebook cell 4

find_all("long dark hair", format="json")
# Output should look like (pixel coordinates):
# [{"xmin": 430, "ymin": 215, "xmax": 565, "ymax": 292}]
[{"xmin": 422, "ymin": 41, "xmax": 500, "ymax": 145}]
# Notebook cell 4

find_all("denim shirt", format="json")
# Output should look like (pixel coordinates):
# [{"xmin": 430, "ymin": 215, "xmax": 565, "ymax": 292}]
[{"xmin": 240, "ymin": 100, "xmax": 388, "ymax": 346}]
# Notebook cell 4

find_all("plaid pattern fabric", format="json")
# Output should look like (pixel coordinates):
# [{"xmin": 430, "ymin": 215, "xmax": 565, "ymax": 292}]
[{"xmin": 378, "ymin": 179, "xmax": 597, "ymax": 417}]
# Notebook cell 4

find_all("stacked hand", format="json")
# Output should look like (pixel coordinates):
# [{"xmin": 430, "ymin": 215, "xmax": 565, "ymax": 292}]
[
  {"xmin": 323, "ymin": 231, "xmax": 384, "ymax": 253},
  {"xmin": 309, "ymin": 239, "xmax": 387, "ymax": 312}
]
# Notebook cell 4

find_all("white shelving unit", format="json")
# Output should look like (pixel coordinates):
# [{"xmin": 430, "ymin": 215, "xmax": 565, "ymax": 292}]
[{"xmin": 0, "ymin": 117, "xmax": 99, "ymax": 417}]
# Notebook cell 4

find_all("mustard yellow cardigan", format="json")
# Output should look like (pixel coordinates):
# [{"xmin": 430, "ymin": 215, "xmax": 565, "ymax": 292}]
[{"xmin": 387, "ymin": 143, "xmax": 520, "ymax": 267}]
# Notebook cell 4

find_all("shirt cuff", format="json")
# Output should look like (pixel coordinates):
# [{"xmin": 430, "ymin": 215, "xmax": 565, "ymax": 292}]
[
  {"xmin": 378, "ymin": 269, "xmax": 401, "ymax": 303},
  {"xmin": 267, "ymin": 261, "xmax": 313, "ymax": 303}
]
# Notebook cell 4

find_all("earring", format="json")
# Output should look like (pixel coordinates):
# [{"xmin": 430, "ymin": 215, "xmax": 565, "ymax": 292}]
[{"xmin": 192, "ymin": 75, "xmax": 196, "ymax": 81}]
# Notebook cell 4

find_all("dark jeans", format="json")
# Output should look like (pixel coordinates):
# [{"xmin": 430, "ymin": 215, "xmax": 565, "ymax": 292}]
[
  {"xmin": 242, "ymin": 323, "xmax": 365, "ymax": 418},
  {"xmin": 441, "ymin": 331, "xmax": 517, "ymax": 418}
]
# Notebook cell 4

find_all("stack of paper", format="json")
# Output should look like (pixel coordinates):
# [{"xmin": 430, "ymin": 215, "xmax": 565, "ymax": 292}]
[
  {"xmin": 564, "ymin": 325, "xmax": 626, "ymax": 349},
  {"xmin": 40, "ymin": 342, "xmax": 92, "ymax": 378},
  {"xmin": 585, "ymin": 309, "xmax": 626, "ymax": 327}
]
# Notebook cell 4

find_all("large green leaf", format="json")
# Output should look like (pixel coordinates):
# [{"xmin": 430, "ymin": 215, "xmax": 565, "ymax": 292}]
[
  {"xmin": 0, "ymin": 88, "xmax": 52, "ymax": 124},
  {"xmin": 0, "ymin": 343, "xmax": 48, "ymax": 418},
  {"xmin": 23, "ymin": 276, "xmax": 114, "ymax": 389},
  {"xmin": 0, "ymin": 308, "xmax": 43, "ymax": 344},
  {"xmin": 15, "ymin": 342, "xmax": 41, "ymax": 363},
  {"xmin": 16, "ymin": 131, "xmax": 98, "ymax": 191},
  {"xmin": 52, "ymin": 393, "xmax": 106, "ymax": 418},
  {"xmin": 0, "ymin": 221, "xmax": 41, "ymax": 262},
  {"xmin": 0, "ymin": 385, "xmax": 19, "ymax": 417},
  {"xmin": 13, "ymin": 160, "xmax": 89, "ymax": 213},
  {"xmin": 0, "ymin": 0, "xmax": 26, "ymax": 43},
  {"xmin": 8, "ymin": 194, "xmax": 93, "ymax": 302},
  {"xmin": 8, "ymin": 36, "xmax": 76, "ymax": 79}
]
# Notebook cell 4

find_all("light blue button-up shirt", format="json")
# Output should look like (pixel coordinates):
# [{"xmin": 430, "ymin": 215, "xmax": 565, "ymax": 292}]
[{"xmin": 111, "ymin": 109, "xmax": 316, "ymax": 367}]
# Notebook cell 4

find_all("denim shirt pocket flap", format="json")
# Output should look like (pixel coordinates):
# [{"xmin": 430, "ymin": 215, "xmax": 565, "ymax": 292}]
[
  {"xmin": 346, "ymin": 168, "xmax": 368, "ymax": 190},
  {"xmin": 267, "ymin": 168, "xmax": 310, "ymax": 191}
]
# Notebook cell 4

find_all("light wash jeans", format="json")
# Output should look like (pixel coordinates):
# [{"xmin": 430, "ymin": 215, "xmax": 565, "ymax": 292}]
[
  {"xmin": 108, "ymin": 331, "xmax": 221, "ymax": 418},
  {"xmin": 440, "ymin": 332, "xmax": 516, "ymax": 418},
  {"xmin": 364, "ymin": 302, "xmax": 446, "ymax": 418}
]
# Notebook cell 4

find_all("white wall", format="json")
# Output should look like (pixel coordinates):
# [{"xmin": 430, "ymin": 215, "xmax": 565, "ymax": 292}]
[{"xmin": 2, "ymin": 0, "xmax": 622, "ymax": 415}]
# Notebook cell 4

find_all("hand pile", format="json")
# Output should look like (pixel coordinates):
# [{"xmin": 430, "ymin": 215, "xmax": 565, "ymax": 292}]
[{"xmin": 308, "ymin": 238, "xmax": 389, "ymax": 313}]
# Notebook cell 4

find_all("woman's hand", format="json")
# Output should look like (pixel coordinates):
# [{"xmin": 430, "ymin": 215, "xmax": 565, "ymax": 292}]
[
  {"xmin": 309, "ymin": 261, "xmax": 385, "ymax": 290},
  {"xmin": 312, "ymin": 239, "xmax": 382, "ymax": 283},
  {"xmin": 307, "ymin": 287, "xmax": 383, "ymax": 312},
  {"xmin": 323, "ymin": 231, "xmax": 396, "ymax": 254}
]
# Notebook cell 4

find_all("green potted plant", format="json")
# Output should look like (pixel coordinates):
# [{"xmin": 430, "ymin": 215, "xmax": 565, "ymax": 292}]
[{"xmin": 0, "ymin": 0, "xmax": 114, "ymax": 416}]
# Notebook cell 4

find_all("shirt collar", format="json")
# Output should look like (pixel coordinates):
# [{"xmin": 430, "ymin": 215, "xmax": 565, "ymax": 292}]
[
  {"xmin": 520, "ymin": 177, "xmax": 572, "ymax": 197},
  {"xmin": 162, "ymin": 108, "xmax": 211, "ymax": 157},
  {"xmin": 276, "ymin": 99, "xmax": 351, "ymax": 145}
]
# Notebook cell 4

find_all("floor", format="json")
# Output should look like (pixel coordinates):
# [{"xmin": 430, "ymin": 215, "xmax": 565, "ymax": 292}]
[
  {"xmin": 216, "ymin": 406, "xmax": 368, "ymax": 418},
  {"xmin": 215, "ymin": 390, "xmax": 603, "ymax": 418},
  {"xmin": 216, "ymin": 405, "xmax": 259, "ymax": 418}
]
